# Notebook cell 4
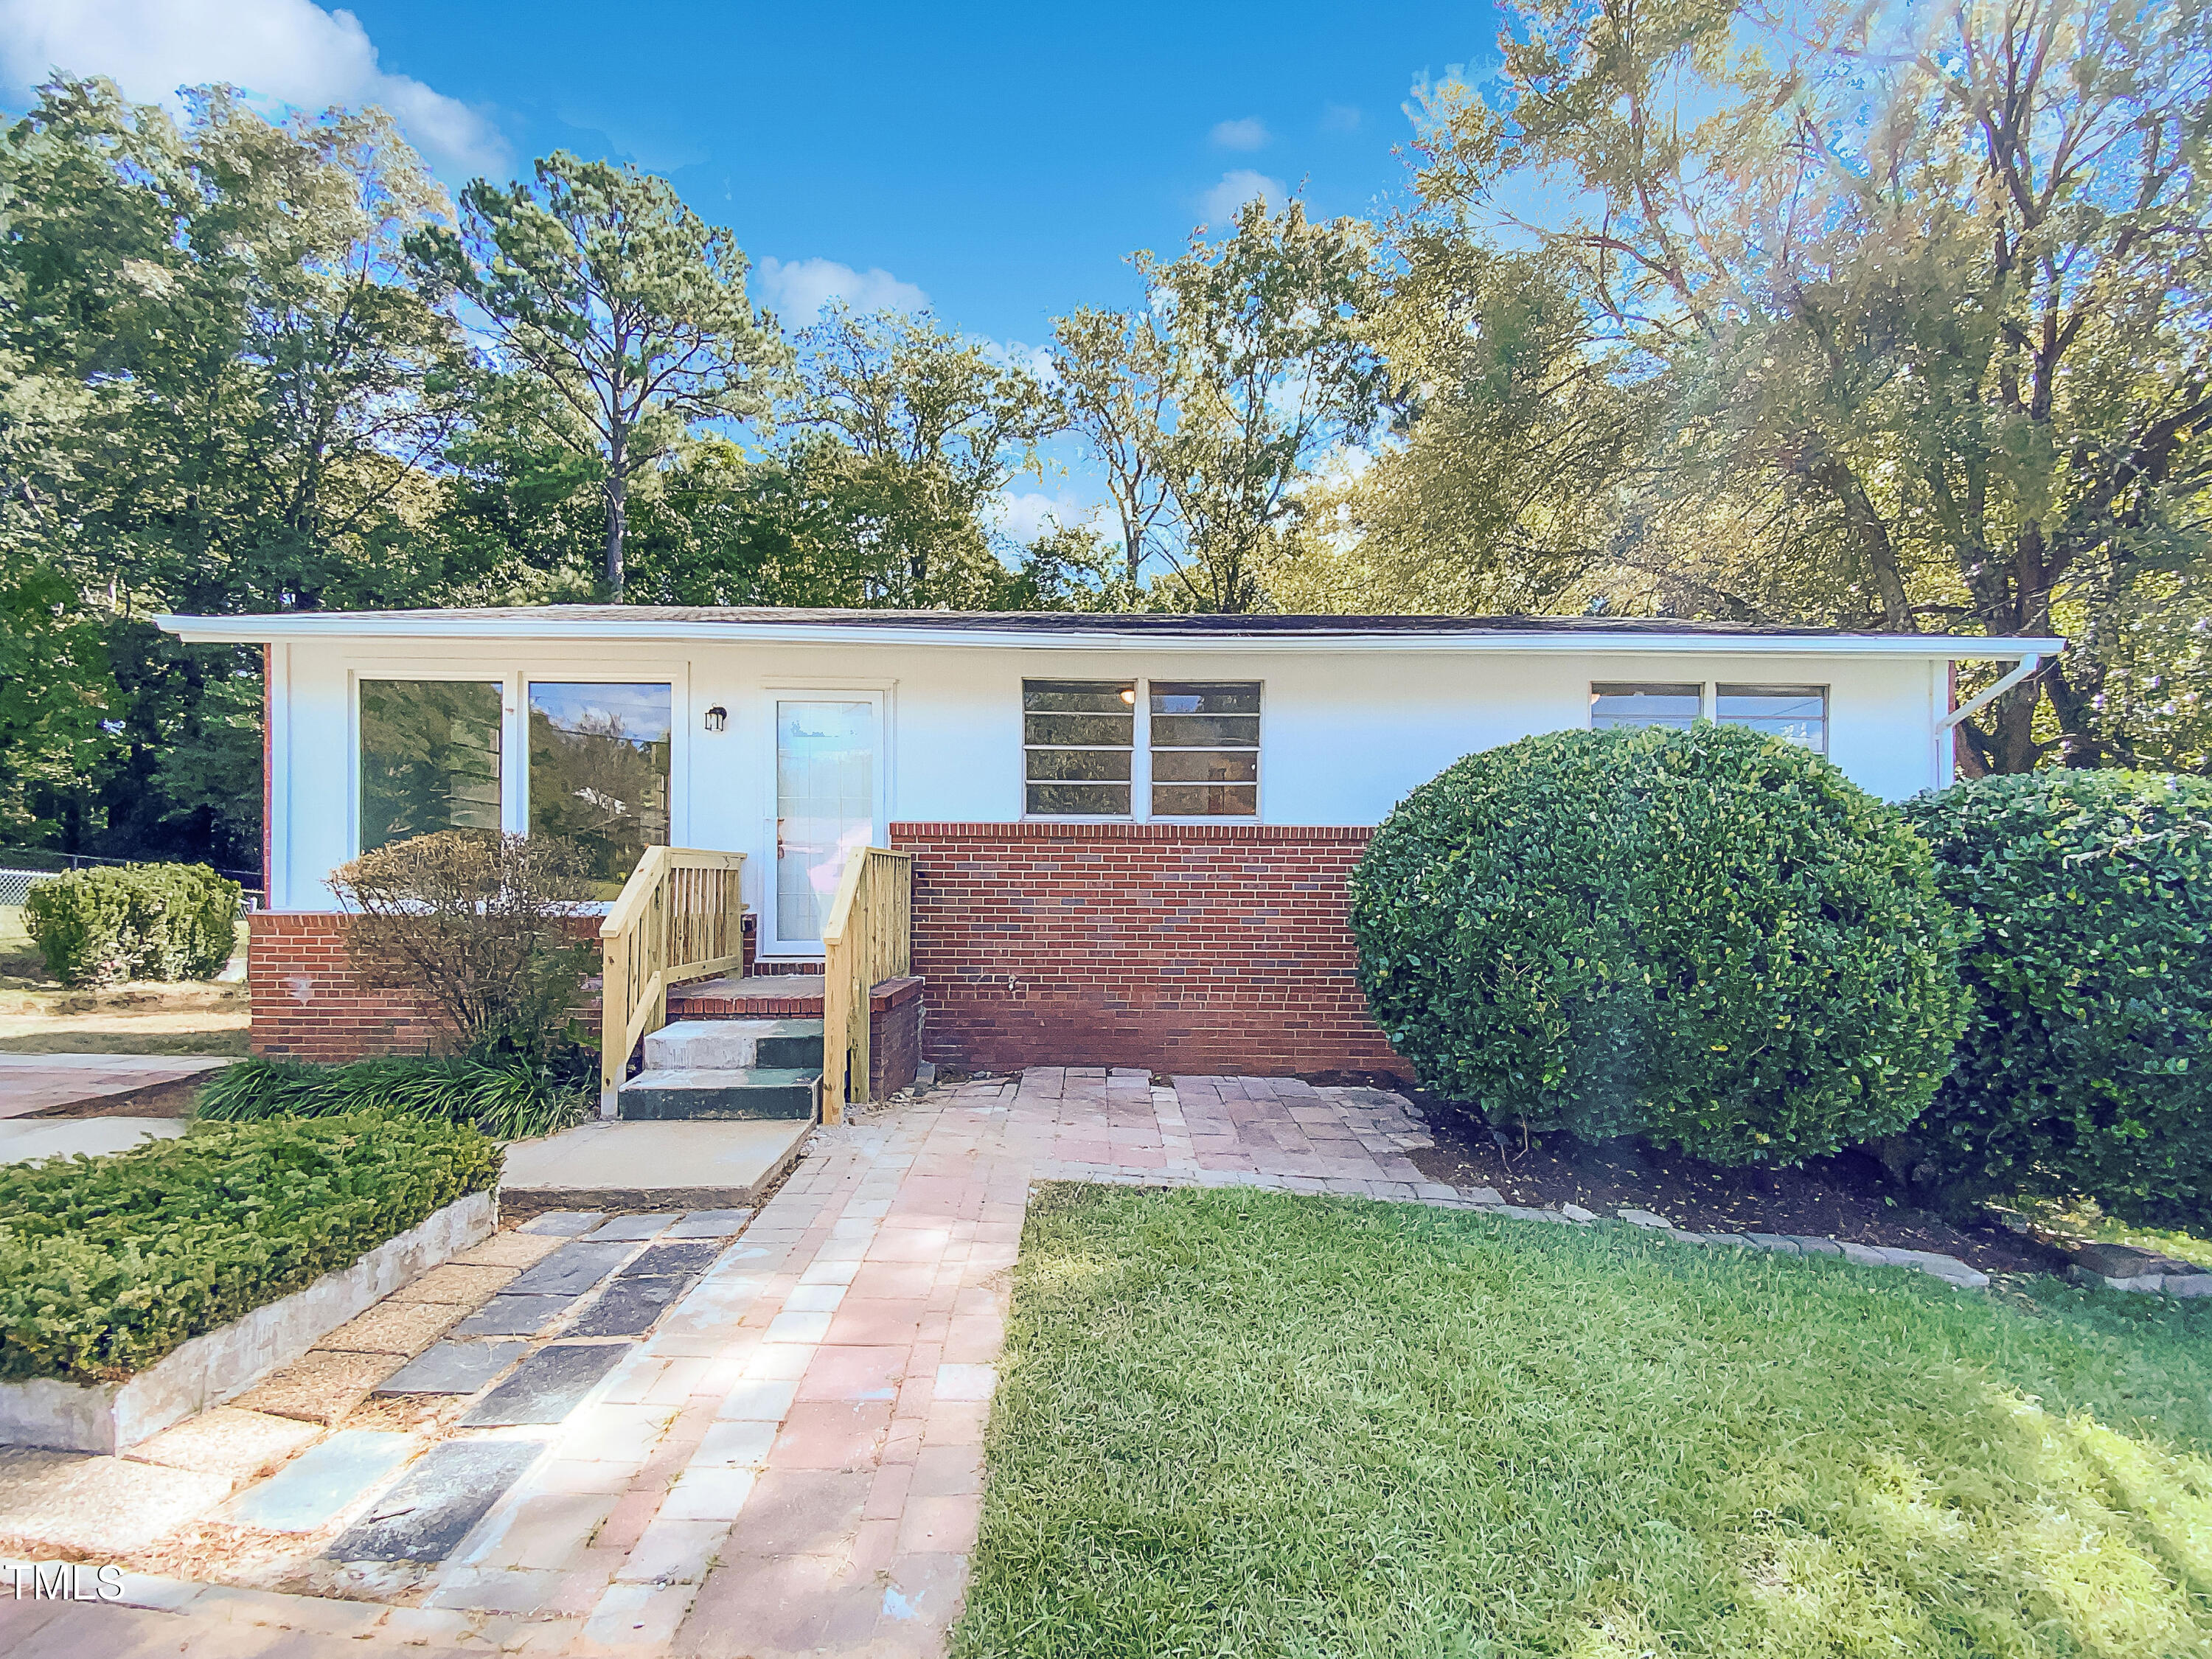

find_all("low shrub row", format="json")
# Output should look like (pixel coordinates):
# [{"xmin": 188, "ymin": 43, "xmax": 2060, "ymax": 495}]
[
  {"xmin": 196, "ymin": 1054, "xmax": 591, "ymax": 1141},
  {"xmin": 23, "ymin": 862, "xmax": 240, "ymax": 987},
  {"xmin": 0, "ymin": 1113, "xmax": 501, "ymax": 1384},
  {"xmin": 1352, "ymin": 728, "xmax": 2212, "ymax": 1226}
]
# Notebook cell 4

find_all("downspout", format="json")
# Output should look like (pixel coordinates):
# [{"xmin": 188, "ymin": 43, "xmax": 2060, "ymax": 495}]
[{"xmin": 1937, "ymin": 653, "xmax": 2042, "ymax": 733}]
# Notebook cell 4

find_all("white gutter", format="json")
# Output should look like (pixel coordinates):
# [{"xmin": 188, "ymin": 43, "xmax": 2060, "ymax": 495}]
[
  {"xmin": 155, "ymin": 612, "xmax": 2067, "ymax": 660},
  {"xmin": 1938, "ymin": 653, "xmax": 2043, "ymax": 731}
]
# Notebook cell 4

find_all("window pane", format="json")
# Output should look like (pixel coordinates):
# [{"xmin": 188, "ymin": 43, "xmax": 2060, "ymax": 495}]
[
  {"xmin": 1027, "ymin": 782, "xmax": 1130, "ymax": 815},
  {"xmin": 1590, "ymin": 682, "xmax": 1701, "ymax": 729},
  {"xmin": 1150, "ymin": 681, "xmax": 1262, "ymax": 716},
  {"xmin": 1024, "ymin": 680, "xmax": 1135, "ymax": 713},
  {"xmin": 1150, "ymin": 714, "xmax": 1260, "ymax": 748},
  {"xmin": 1026, "ymin": 748, "xmax": 1133, "ymax": 782},
  {"xmin": 1023, "ymin": 711, "xmax": 1134, "ymax": 746},
  {"xmin": 529, "ymin": 683, "xmax": 672, "ymax": 898},
  {"xmin": 1151, "ymin": 750, "xmax": 1259, "ymax": 784},
  {"xmin": 1718, "ymin": 684, "xmax": 1828, "ymax": 751},
  {"xmin": 1025, "ymin": 679, "xmax": 1134, "ymax": 817},
  {"xmin": 359, "ymin": 681, "xmax": 502, "ymax": 852},
  {"xmin": 1153, "ymin": 783, "xmax": 1259, "ymax": 817}
]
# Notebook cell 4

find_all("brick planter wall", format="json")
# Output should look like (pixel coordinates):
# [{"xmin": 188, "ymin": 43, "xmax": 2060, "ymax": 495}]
[
  {"xmin": 248, "ymin": 912, "xmax": 452, "ymax": 1060},
  {"xmin": 888, "ymin": 822, "xmax": 1408, "ymax": 1079},
  {"xmin": 868, "ymin": 975, "xmax": 925, "ymax": 1099}
]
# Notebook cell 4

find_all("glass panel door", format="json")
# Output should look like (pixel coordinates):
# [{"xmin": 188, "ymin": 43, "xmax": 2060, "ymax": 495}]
[{"xmin": 775, "ymin": 700, "xmax": 877, "ymax": 947}]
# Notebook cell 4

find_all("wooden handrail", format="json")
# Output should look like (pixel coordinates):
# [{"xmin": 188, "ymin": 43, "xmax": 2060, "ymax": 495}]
[
  {"xmin": 599, "ymin": 847, "xmax": 748, "ymax": 1115},
  {"xmin": 820, "ymin": 847, "xmax": 913, "ymax": 1125}
]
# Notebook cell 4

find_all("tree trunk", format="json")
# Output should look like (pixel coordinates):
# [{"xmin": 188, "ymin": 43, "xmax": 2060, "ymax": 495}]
[{"xmin": 603, "ymin": 468, "xmax": 627, "ymax": 603}]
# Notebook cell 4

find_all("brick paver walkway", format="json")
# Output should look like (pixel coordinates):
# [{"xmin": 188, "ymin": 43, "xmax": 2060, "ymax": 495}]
[{"xmin": 6, "ymin": 1067, "xmax": 1440, "ymax": 1658}]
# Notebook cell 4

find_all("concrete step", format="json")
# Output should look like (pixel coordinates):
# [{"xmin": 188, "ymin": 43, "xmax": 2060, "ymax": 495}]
[
  {"xmin": 644, "ymin": 1017, "xmax": 824, "ymax": 1071},
  {"xmin": 499, "ymin": 1118, "xmax": 811, "ymax": 1219},
  {"xmin": 617, "ymin": 1067, "xmax": 820, "ymax": 1121}
]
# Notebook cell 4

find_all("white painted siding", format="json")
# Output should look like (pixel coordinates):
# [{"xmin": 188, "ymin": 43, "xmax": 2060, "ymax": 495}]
[{"xmin": 266, "ymin": 636, "xmax": 1954, "ymax": 923}]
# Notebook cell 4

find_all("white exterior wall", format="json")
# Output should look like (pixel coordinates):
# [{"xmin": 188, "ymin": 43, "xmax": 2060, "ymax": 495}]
[{"xmin": 265, "ymin": 633, "xmax": 1955, "ymax": 931}]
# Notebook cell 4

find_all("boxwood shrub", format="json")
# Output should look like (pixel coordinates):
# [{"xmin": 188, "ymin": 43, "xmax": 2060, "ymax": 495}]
[
  {"xmin": 1350, "ymin": 723, "xmax": 1966, "ymax": 1164},
  {"xmin": 0, "ymin": 1113, "xmax": 501, "ymax": 1385},
  {"xmin": 1902, "ymin": 770, "xmax": 2212, "ymax": 1225},
  {"xmin": 22, "ymin": 861, "xmax": 240, "ymax": 987}
]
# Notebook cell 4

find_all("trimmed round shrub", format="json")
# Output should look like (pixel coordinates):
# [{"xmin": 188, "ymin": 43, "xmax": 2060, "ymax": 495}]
[
  {"xmin": 1902, "ymin": 770, "xmax": 2212, "ymax": 1225},
  {"xmin": 22, "ymin": 861, "xmax": 241, "ymax": 987},
  {"xmin": 1350, "ymin": 723, "xmax": 1966, "ymax": 1164}
]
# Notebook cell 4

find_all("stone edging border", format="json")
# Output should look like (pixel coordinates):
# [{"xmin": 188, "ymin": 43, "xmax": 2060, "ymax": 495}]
[{"xmin": 0, "ymin": 1189, "xmax": 498, "ymax": 1455}]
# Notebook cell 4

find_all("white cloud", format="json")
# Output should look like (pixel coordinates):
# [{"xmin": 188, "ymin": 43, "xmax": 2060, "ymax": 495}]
[
  {"xmin": 1209, "ymin": 115, "xmax": 1270, "ymax": 151},
  {"xmin": 992, "ymin": 489, "xmax": 1105, "ymax": 546},
  {"xmin": 0, "ymin": 0, "xmax": 507, "ymax": 175},
  {"xmin": 754, "ymin": 255, "xmax": 928, "ymax": 321},
  {"xmin": 1198, "ymin": 168, "xmax": 1286, "ymax": 225}
]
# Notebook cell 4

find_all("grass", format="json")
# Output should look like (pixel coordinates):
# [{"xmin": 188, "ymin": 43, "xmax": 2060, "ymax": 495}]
[
  {"xmin": 956, "ymin": 1184, "xmax": 2212, "ymax": 1659},
  {"xmin": 2013, "ymin": 1194, "xmax": 2212, "ymax": 1273},
  {"xmin": 0, "ymin": 907, "xmax": 249, "ymax": 1054}
]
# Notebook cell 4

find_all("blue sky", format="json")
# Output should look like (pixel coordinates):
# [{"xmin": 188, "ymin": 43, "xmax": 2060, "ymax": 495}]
[{"xmin": 0, "ymin": 0, "xmax": 1500, "ymax": 538}]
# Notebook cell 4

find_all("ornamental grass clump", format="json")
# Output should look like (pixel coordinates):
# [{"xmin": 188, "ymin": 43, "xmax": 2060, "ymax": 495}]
[
  {"xmin": 1902, "ymin": 770, "xmax": 2212, "ymax": 1227},
  {"xmin": 197, "ymin": 1052, "xmax": 589, "ymax": 1141},
  {"xmin": 0, "ymin": 1113, "xmax": 501, "ymax": 1385},
  {"xmin": 1350, "ymin": 724, "xmax": 1966, "ymax": 1164}
]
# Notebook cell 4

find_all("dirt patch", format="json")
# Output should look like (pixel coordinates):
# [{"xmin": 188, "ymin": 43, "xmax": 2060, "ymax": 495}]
[
  {"xmin": 1404, "ymin": 1093, "xmax": 2062, "ymax": 1276},
  {"xmin": 26, "ymin": 1075, "xmax": 206, "ymax": 1119}
]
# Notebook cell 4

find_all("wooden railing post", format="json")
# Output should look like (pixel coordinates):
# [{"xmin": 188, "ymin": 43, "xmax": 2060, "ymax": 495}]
[{"xmin": 820, "ymin": 847, "xmax": 914, "ymax": 1127}]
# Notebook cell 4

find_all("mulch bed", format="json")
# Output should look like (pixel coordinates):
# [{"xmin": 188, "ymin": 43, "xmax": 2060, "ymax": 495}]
[{"xmin": 1386, "ymin": 1088, "xmax": 2062, "ymax": 1276}]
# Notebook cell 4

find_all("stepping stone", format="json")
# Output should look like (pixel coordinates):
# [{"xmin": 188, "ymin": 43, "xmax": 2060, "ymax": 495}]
[
  {"xmin": 317, "ymin": 1298, "xmax": 467, "ymax": 1356},
  {"xmin": 234, "ymin": 1349, "xmax": 404, "ymax": 1425},
  {"xmin": 505, "ymin": 1241, "xmax": 633, "ymax": 1298},
  {"xmin": 519, "ymin": 1210, "xmax": 606, "ymax": 1236},
  {"xmin": 223, "ymin": 1430, "xmax": 417, "ymax": 1532},
  {"xmin": 389, "ymin": 1263, "xmax": 518, "ymax": 1305},
  {"xmin": 376, "ymin": 1340, "xmax": 529, "ymax": 1395},
  {"xmin": 619, "ymin": 1241, "xmax": 723, "ymax": 1278},
  {"xmin": 585, "ymin": 1213, "xmax": 681, "ymax": 1242},
  {"xmin": 330, "ymin": 1438, "xmax": 544, "ymax": 1562},
  {"xmin": 664, "ymin": 1208, "xmax": 752, "ymax": 1239},
  {"xmin": 451, "ymin": 1294, "xmax": 574, "ymax": 1339},
  {"xmin": 124, "ymin": 1408, "xmax": 322, "ymax": 1486},
  {"xmin": 462, "ymin": 1343, "xmax": 633, "ymax": 1427},
  {"xmin": 569, "ymin": 1278, "xmax": 690, "ymax": 1338}
]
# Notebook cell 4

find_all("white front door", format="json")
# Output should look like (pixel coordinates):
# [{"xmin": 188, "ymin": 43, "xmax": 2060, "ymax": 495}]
[{"xmin": 773, "ymin": 698, "xmax": 880, "ymax": 953}]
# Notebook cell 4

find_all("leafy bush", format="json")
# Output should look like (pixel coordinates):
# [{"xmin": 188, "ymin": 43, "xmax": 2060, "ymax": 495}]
[
  {"xmin": 1902, "ymin": 771, "xmax": 2212, "ymax": 1226},
  {"xmin": 197, "ymin": 1053, "xmax": 590, "ymax": 1141},
  {"xmin": 328, "ymin": 830, "xmax": 594, "ymax": 1065},
  {"xmin": 1350, "ymin": 723, "xmax": 1966, "ymax": 1164},
  {"xmin": 22, "ymin": 862, "xmax": 240, "ymax": 987},
  {"xmin": 0, "ymin": 1113, "xmax": 501, "ymax": 1384}
]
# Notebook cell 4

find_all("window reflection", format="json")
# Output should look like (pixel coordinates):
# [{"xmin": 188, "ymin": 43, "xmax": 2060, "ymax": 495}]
[
  {"xmin": 358, "ymin": 680, "xmax": 502, "ymax": 853},
  {"xmin": 529, "ymin": 683, "xmax": 672, "ymax": 897}
]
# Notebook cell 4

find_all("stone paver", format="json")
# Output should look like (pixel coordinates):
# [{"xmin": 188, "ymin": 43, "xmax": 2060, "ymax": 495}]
[
  {"xmin": 0, "ymin": 1052, "xmax": 232, "ymax": 1119},
  {"xmin": 378, "ymin": 1339, "xmax": 530, "ymax": 1395},
  {"xmin": 330, "ymin": 1439, "xmax": 546, "ymax": 1562},
  {"xmin": 221, "ymin": 1430, "xmax": 416, "ymax": 1531}
]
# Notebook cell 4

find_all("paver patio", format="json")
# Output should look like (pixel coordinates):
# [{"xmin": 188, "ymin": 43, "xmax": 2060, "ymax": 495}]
[{"xmin": 0, "ymin": 1067, "xmax": 1441, "ymax": 1658}]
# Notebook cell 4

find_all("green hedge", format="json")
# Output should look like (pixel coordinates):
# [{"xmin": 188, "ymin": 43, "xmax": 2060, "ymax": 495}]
[
  {"xmin": 1350, "ymin": 724, "xmax": 1967, "ymax": 1164},
  {"xmin": 1902, "ymin": 770, "xmax": 2212, "ymax": 1225},
  {"xmin": 0, "ymin": 1113, "xmax": 501, "ymax": 1384},
  {"xmin": 22, "ymin": 862, "xmax": 240, "ymax": 987},
  {"xmin": 196, "ymin": 1054, "xmax": 590, "ymax": 1141}
]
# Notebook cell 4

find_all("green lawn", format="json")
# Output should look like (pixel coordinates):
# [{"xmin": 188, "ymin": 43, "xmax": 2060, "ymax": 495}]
[{"xmin": 956, "ymin": 1185, "xmax": 2212, "ymax": 1659}]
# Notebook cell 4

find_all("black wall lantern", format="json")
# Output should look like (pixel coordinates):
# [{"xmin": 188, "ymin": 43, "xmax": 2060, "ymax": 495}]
[{"xmin": 703, "ymin": 705, "xmax": 728, "ymax": 733}]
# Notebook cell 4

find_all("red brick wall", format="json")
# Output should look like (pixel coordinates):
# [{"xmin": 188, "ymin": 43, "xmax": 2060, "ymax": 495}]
[
  {"xmin": 888, "ymin": 822, "xmax": 1408, "ymax": 1079},
  {"xmin": 249, "ymin": 911, "xmax": 451, "ymax": 1060}
]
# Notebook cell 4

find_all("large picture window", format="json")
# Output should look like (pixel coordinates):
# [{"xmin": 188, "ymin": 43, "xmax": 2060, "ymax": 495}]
[
  {"xmin": 1150, "ymin": 681, "xmax": 1259, "ymax": 817},
  {"xmin": 358, "ymin": 680, "xmax": 502, "ymax": 853},
  {"xmin": 1023, "ymin": 680, "xmax": 1134, "ymax": 816},
  {"xmin": 529, "ymin": 682, "xmax": 672, "ymax": 897}
]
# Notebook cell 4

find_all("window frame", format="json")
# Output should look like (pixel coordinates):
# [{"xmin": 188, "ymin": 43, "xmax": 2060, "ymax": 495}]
[
  {"xmin": 1019, "ymin": 675, "xmax": 1265, "ymax": 823},
  {"xmin": 1587, "ymin": 679, "xmax": 1830, "ymax": 753},
  {"xmin": 1020, "ymin": 678, "xmax": 1138, "ymax": 821}
]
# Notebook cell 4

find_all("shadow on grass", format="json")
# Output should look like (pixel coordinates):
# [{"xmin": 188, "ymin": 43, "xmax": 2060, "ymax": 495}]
[{"xmin": 954, "ymin": 1183, "xmax": 2212, "ymax": 1659}]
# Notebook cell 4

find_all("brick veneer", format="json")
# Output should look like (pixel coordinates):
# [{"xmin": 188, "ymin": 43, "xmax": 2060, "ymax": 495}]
[
  {"xmin": 887, "ymin": 821, "xmax": 1408, "ymax": 1079},
  {"xmin": 249, "ymin": 911, "xmax": 451, "ymax": 1060}
]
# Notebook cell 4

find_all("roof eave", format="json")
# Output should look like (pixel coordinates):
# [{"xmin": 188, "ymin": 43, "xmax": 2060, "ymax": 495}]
[{"xmin": 154, "ymin": 612, "xmax": 2065, "ymax": 658}]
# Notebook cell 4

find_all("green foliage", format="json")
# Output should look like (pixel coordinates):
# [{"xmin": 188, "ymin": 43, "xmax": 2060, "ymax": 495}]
[
  {"xmin": 1350, "ymin": 724, "xmax": 1966, "ymax": 1164},
  {"xmin": 0, "ymin": 1113, "xmax": 501, "ymax": 1384},
  {"xmin": 22, "ymin": 861, "xmax": 240, "ymax": 987},
  {"xmin": 196, "ymin": 1054, "xmax": 589, "ymax": 1141},
  {"xmin": 959, "ymin": 1183, "xmax": 2212, "ymax": 1658},
  {"xmin": 1902, "ymin": 771, "xmax": 2212, "ymax": 1226}
]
